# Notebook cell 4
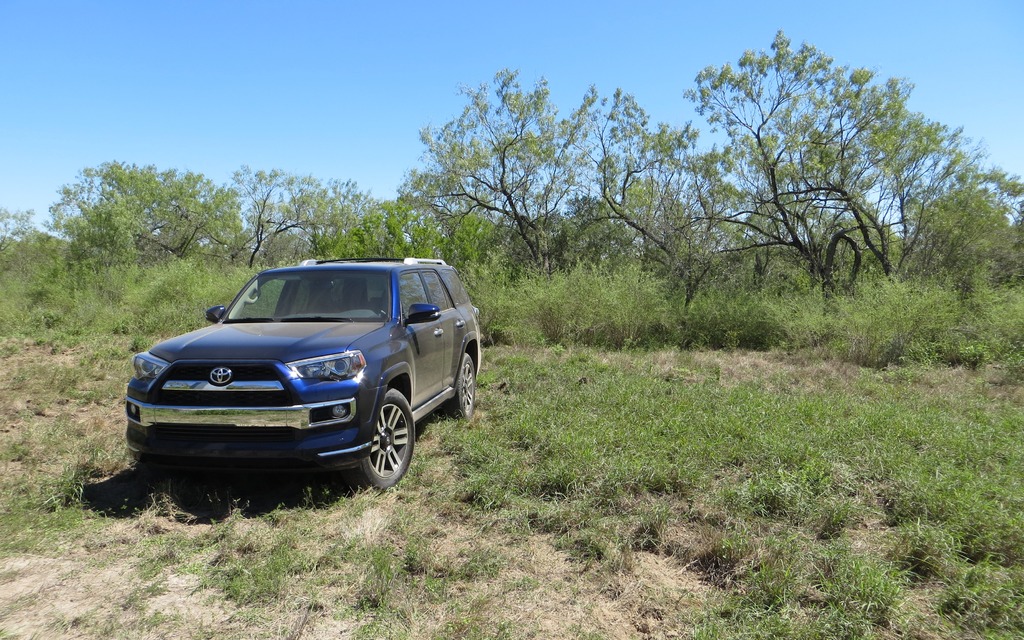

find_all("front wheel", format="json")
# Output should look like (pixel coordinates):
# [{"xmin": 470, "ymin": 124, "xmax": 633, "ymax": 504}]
[
  {"xmin": 348, "ymin": 389, "xmax": 415, "ymax": 489},
  {"xmin": 444, "ymin": 352, "xmax": 476, "ymax": 420}
]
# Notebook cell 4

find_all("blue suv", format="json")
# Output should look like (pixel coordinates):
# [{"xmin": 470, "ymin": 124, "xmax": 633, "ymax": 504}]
[{"xmin": 125, "ymin": 258, "xmax": 480, "ymax": 488}]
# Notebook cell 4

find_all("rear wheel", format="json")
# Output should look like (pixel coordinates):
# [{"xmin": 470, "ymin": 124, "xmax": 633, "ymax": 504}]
[
  {"xmin": 348, "ymin": 389, "xmax": 414, "ymax": 489},
  {"xmin": 444, "ymin": 352, "xmax": 476, "ymax": 420}
]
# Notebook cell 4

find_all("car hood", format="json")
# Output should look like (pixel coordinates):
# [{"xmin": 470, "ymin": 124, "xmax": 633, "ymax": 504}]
[{"xmin": 149, "ymin": 322, "xmax": 384, "ymax": 363}]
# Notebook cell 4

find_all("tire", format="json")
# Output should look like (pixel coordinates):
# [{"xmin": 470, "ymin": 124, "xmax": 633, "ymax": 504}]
[
  {"xmin": 348, "ymin": 389, "xmax": 415, "ymax": 489},
  {"xmin": 444, "ymin": 351, "xmax": 476, "ymax": 420}
]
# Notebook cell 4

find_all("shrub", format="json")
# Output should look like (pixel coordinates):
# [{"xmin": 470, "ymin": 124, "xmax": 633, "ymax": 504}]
[
  {"xmin": 117, "ymin": 259, "xmax": 252, "ymax": 337},
  {"xmin": 679, "ymin": 290, "xmax": 787, "ymax": 350},
  {"xmin": 827, "ymin": 280, "xmax": 962, "ymax": 367},
  {"xmin": 477, "ymin": 264, "xmax": 673, "ymax": 348},
  {"xmin": 0, "ymin": 256, "xmax": 252, "ymax": 344}
]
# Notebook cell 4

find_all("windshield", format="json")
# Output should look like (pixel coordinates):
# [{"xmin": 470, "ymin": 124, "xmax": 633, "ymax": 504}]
[{"xmin": 225, "ymin": 270, "xmax": 390, "ymax": 322}]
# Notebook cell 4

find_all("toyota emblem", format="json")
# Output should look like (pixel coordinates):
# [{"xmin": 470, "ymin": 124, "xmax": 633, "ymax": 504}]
[{"xmin": 209, "ymin": 367, "xmax": 233, "ymax": 386}]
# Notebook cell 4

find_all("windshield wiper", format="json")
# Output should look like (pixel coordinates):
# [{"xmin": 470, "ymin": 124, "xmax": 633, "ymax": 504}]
[
  {"xmin": 280, "ymin": 316, "xmax": 354, "ymax": 323},
  {"xmin": 223, "ymin": 317, "xmax": 275, "ymax": 323}
]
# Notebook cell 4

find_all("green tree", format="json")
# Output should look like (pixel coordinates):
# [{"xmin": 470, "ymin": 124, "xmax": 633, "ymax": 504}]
[
  {"xmin": 150, "ymin": 169, "xmax": 239, "ymax": 259},
  {"xmin": 690, "ymin": 31, "xmax": 974, "ymax": 292},
  {"xmin": 408, "ymin": 69, "xmax": 590, "ymax": 274},
  {"xmin": 305, "ymin": 179, "xmax": 377, "ymax": 258},
  {"xmin": 857, "ymin": 111, "xmax": 970, "ymax": 276},
  {"xmin": 323, "ymin": 200, "xmax": 444, "ymax": 259},
  {"xmin": 584, "ymin": 88, "xmax": 736, "ymax": 303},
  {"xmin": 989, "ymin": 171, "xmax": 1024, "ymax": 283},
  {"xmin": 232, "ymin": 166, "xmax": 294, "ymax": 267},
  {"xmin": 0, "ymin": 207, "xmax": 33, "ymax": 255},
  {"xmin": 431, "ymin": 211, "xmax": 498, "ymax": 267},
  {"xmin": 906, "ymin": 169, "xmax": 1022, "ymax": 286},
  {"xmin": 49, "ymin": 162, "xmax": 239, "ymax": 267}
]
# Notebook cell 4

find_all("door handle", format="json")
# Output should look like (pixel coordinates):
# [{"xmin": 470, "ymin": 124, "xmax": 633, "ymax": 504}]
[
  {"xmin": 455, "ymin": 320, "xmax": 466, "ymax": 328},
  {"xmin": 434, "ymin": 328, "xmax": 444, "ymax": 337}
]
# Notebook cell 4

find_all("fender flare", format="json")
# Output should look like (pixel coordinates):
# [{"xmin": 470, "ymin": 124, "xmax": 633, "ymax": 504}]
[
  {"xmin": 377, "ymin": 359, "xmax": 413, "ymax": 403},
  {"xmin": 459, "ymin": 331, "xmax": 481, "ymax": 368}
]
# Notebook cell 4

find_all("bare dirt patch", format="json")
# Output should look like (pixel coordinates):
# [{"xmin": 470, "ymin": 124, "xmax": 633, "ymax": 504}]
[{"xmin": 0, "ymin": 555, "xmax": 129, "ymax": 636}]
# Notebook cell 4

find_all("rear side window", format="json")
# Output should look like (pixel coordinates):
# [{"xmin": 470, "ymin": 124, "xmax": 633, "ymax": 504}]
[
  {"xmin": 439, "ymin": 269, "xmax": 471, "ymax": 305},
  {"xmin": 421, "ymin": 271, "xmax": 453, "ymax": 310}
]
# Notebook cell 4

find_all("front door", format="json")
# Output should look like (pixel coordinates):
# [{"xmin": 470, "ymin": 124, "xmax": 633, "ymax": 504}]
[{"xmin": 398, "ymin": 271, "xmax": 446, "ymax": 408}]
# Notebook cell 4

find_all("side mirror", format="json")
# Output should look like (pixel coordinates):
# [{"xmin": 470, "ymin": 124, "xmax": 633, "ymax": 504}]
[
  {"xmin": 205, "ymin": 305, "xmax": 226, "ymax": 323},
  {"xmin": 406, "ymin": 303, "xmax": 441, "ymax": 324}
]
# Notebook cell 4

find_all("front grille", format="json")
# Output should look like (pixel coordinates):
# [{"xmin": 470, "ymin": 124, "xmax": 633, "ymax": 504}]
[
  {"xmin": 154, "ymin": 425, "xmax": 298, "ymax": 443},
  {"xmin": 157, "ymin": 390, "xmax": 292, "ymax": 407},
  {"xmin": 168, "ymin": 364, "xmax": 279, "ymax": 382}
]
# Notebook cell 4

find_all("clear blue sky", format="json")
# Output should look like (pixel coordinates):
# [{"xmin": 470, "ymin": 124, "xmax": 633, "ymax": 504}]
[{"xmin": 2, "ymin": 1, "xmax": 1022, "ymax": 225}]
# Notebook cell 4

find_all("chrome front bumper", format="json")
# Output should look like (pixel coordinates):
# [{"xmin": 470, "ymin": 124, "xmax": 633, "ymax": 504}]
[{"xmin": 125, "ymin": 397, "xmax": 356, "ymax": 430}]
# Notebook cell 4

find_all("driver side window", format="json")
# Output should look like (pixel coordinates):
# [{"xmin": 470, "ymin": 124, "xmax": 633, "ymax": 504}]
[{"xmin": 398, "ymin": 272, "xmax": 429, "ymax": 313}]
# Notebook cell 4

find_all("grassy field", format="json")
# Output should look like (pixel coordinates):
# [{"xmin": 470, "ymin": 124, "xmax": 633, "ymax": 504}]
[{"xmin": 1, "ymin": 338, "xmax": 1023, "ymax": 639}]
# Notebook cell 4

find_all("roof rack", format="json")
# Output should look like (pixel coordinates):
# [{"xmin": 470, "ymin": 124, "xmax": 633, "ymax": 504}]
[
  {"xmin": 297, "ymin": 257, "xmax": 449, "ymax": 267},
  {"xmin": 297, "ymin": 258, "xmax": 403, "ymax": 266}
]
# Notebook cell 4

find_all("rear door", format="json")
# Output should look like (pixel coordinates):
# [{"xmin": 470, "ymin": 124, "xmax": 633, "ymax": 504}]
[
  {"xmin": 420, "ymin": 269, "xmax": 458, "ymax": 389},
  {"xmin": 398, "ymin": 270, "xmax": 445, "ymax": 407}
]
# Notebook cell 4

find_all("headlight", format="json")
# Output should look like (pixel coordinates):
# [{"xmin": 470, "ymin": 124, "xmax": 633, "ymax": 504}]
[
  {"xmin": 132, "ymin": 352, "xmax": 170, "ymax": 381},
  {"xmin": 287, "ymin": 351, "xmax": 366, "ymax": 381}
]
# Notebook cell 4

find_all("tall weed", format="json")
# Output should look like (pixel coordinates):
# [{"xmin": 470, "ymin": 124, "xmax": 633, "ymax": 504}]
[
  {"xmin": 474, "ymin": 265, "xmax": 1024, "ymax": 372},
  {"xmin": 478, "ymin": 264, "xmax": 672, "ymax": 348},
  {"xmin": 116, "ymin": 259, "xmax": 252, "ymax": 337},
  {"xmin": 827, "ymin": 283, "xmax": 1019, "ymax": 367},
  {"xmin": 5, "ymin": 245, "xmax": 1024, "ymax": 372},
  {"xmin": 1, "ymin": 257, "xmax": 252, "ymax": 344},
  {"xmin": 680, "ymin": 290, "xmax": 787, "ymax": 350},
  {"xmin": 827, "ymin": 280, "xmax": 962, "ymax": 367}
]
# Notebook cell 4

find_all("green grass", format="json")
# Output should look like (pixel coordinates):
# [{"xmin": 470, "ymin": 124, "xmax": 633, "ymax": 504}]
[
  {"xmin": 440, "ymin": 346, "xmax": 1024, "ymax": 637},
  {"xmin": 0, "ymin": 343, "xmax": 1022, "ymax": 637}
]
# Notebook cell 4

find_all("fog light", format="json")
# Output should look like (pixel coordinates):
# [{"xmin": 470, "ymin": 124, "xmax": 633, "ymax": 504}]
[{"xmin": 331, "ymin": 404, "xmax": 350, "ymax": 419}]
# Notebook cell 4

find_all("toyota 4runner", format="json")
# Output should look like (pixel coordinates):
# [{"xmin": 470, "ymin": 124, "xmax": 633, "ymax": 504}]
[{"xmin": 124, "ymin": 258, "xmax": 480, "ymax": 488}]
